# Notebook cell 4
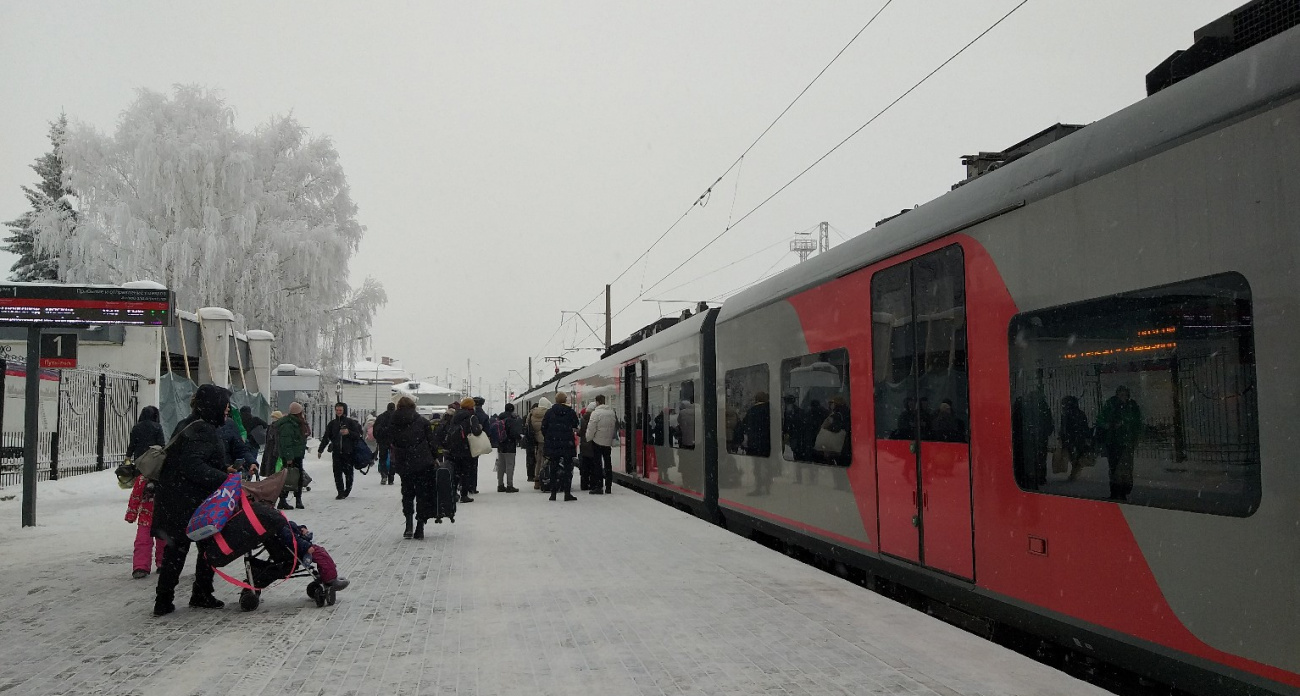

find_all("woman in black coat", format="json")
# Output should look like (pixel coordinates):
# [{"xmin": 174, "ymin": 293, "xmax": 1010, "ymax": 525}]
[
  {"xmin": 541, "ymin": 392, "xmax": 580, "ymax": 502},
  {"xmin": 151, "ymin": 384, "xmax": 233, "ymax": 616},
  {"xmin": 126, "ymin": 406, "xmax": 165, "ymax": 460}
]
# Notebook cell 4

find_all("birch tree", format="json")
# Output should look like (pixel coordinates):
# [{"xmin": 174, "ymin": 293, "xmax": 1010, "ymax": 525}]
[{"xmin": 33, "ymin": 86, "xmax": 385, "ymax": 367}]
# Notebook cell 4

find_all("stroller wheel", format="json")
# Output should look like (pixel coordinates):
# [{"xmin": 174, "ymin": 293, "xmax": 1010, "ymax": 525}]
[
  {"xmin": 306, "ymin": 581, "xmax": 321, "ymax": 600},
  {"xmin": 326, "ymin": 586, "xmax": 337, "ymax": 606},
  {"xmin": 239, "ymin": 589, "xmax": 259, "ymax": 612}
]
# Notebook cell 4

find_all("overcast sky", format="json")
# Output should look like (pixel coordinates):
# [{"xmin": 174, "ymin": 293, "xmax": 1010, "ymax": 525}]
[{"xmin": 0, "ymin": 1, "xmax": 1230, "ymax": 402}]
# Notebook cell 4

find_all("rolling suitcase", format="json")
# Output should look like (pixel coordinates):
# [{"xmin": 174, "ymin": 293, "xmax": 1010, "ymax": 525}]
[{"xmin": 432, "ymin": 461, "xmax": 457, "ymax": 523}]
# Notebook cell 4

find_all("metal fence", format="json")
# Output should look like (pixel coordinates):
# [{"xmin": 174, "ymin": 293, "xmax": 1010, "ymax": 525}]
[{"xmin": 0, "ymin": 360, "xmax": 140, "ymax": 487}]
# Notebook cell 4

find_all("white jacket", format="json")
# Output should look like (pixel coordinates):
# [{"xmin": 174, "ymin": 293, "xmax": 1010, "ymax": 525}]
[{"xmin": 586, "ymin": 404, "xmax": 618, "ymax": 447}]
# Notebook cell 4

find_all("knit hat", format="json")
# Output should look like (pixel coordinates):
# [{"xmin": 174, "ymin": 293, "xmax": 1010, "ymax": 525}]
[
  {"xmin": 460, "ymin": 397, "xmax": 476, "ymax": 410},
  {"xmin": 289, "ymin": 402, "xmax": 304, "ymax": 415},
  {"xmin": 271, "ymin": 410, "xmax": 284, "ymax": 420}
]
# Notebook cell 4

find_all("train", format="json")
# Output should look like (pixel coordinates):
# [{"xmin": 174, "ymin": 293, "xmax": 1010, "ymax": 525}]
[{"xmin": 512, "ymin": 9, "xmax": 1300, "ymax": 696}]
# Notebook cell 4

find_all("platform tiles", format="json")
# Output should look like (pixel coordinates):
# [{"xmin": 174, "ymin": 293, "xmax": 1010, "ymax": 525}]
[{"xmin": 0, "ymin": 458, "xmax": 1107, "ymax": 696}]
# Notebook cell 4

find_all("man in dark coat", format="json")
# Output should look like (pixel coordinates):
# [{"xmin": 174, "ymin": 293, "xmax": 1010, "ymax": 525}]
[
  {"xmin": 541, "ymin": 392, "xmax": 580, "ymax": 502},
  {"xmin": 318, "ymin": 402, "xmax": 363, "ymax": 499},
  {"xmin": 219, "ymin": 415, "xmax": 258, "ymax": 472},
  {"xmin": 152, "ymin": 384, "xmax": 233, "ymax": 616},
  {"xmin": 389, "ymin": 397, "xmax": 437, "ymax": 539},
  {"xmin": 494, "ymin": 404, "xmax": 525, "ymax": 492},
  {"xmin": 373, "ymin": 402, "xmax": 397, "ymax": 485}
]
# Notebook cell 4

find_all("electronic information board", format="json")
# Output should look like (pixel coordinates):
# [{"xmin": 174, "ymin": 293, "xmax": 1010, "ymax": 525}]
[{"xmin": 0, "ymin": 284, "xmax": 172, "ymax": 327}]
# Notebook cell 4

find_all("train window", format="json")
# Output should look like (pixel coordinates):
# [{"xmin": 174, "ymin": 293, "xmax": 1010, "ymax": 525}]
[
  {"xmin": 780, "ymin": 350, "xmax": 851, "ymax": 467},
  {"xmin": 1008, "ymin": 272, "xmax": 1260, "ymax": 517},
  {"xmin": 725, "ymin": 364, "xmax": 770, "ymax": 456},
  {"xmin": 872, "ymin": 247, "xmax": 969, "ymax": 443},
  {"xmin": 668, "ymin": 380, "xmax": 696, "ymax": 450},
  {"xmin": 645, "ymin": 384, "xmax": 667, "ymax": 447}
]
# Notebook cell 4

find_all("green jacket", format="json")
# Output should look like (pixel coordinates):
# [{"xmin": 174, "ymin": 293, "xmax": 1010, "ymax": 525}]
[
  {"xmin": 1097, "ymin": 396, "xmax": 1142, "ymax": 448},
  {"xmin": 275, "ymin": 414, "xmax": 308, "ymax": 460}
]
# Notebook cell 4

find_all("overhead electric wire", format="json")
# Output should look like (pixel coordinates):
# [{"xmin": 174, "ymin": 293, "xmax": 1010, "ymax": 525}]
[
  {"xmin": 647, "ymin": 226, "xmax": 813, "ymax": 301},
  {"xmin": 532, "ymin": 1, "xmax": 898, "ymax": 362},
  {"xmin": 612, "ymin": 0, "xmax": 1032, "ymax": 320}
]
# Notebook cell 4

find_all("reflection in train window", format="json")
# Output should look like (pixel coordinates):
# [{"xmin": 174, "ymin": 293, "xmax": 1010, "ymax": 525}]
[
  {"xmin": 645, "ymin": 384, "xmax": 666, "ymax": 447},
  {"xmin": 669, "ymin": 380, "xmax": 696, "ymax": 450},
  {"xmin": 1008, "ymin": 272, "xmax": 1260, "ymax": 517},
  {"xmin": 725, "ymin": 364, "xmax": 770, "ymax": 456},
  {"xmin": 780, "ymin": 350, "xmax": 851, "ymax": 467}
]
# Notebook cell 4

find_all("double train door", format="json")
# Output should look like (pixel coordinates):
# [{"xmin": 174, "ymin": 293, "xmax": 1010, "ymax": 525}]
[
  {"xmin": 872, "ymin": 245, "xmax": 974, "ymax": 580},
  {"xmin": 621, "ymin": 361, "xmax": 649, "ymax": 477}
]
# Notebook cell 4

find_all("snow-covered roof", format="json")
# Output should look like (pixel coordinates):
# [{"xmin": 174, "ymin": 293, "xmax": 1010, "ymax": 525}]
[{"xmin": 391, "ymin": 380, "xmax": 458, "ymax": 396}]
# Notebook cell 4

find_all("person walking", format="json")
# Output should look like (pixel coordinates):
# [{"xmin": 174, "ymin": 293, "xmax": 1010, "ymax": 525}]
[
  {"xmin": 388, "ymin": 396, "xmax": 437, "ymax": 539},
  {"xmin": 125, "ymin": 406, "xmax": 166, "ymax": 578},
  {"xmin": 585, "ymin": 395, "xmax": 617, "ymax": 495},
  {"xmin": 373, "ymin": 402, "xmax": 397, "ymax": 485},
  {"xmin": 443, "ymin": 398, "xmax": 484, "ymax": 503},
  {"xmin": 542, "ymin": 392, "xmax": 580, "ymax": 502},
  {"xmin": 151, "ymin": 385, "xmax": 234, "ymax": 616},
  {"xmin": 527, "ymin": 397, "xmax": 551, "ymax": 489},
  {"xmin": 275, "ymin": 403, "xmax": 310, "ymax": 510},
  {"xmin": 494, "ymin": 404, "xmax": 524, "ymax": 492},
  {"xmin": 318, "ymin": 402, "xmax": 362, "ymax": 499}
]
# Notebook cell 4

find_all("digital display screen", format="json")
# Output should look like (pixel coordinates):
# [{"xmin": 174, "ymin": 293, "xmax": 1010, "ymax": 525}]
[{"xmin": 0, "ymin": 285, "xmax": 172, "ymax": 326}]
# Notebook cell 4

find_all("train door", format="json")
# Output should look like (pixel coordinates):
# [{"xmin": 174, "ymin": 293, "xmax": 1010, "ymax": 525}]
[
  {"xmin": 622, "ymin": 363, "xmax": 637, "ymax": 474},
  {"xmin": 872, "ymin": 245, "xmax": 974, "ymax": 580}
]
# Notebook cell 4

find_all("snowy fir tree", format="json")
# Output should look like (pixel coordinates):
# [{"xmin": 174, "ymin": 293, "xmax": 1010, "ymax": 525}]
[
  {"xmin": 2, "ymin": 114, "xmax": 70, "ymax": 282},
  {"xmin": 30, "ymin": 86, "xmax": 385, "ymax": 369}
]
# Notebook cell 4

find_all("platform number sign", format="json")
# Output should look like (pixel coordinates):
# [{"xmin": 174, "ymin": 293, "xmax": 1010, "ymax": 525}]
[{"xmin": 39, "ymin": 333, "xmax": 78, "ymax": 369}]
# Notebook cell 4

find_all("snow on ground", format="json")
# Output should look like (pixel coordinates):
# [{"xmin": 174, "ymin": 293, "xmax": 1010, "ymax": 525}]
[{"xmin": 0, "ymin": 451, "xmax": 1108, "ymax": 696}]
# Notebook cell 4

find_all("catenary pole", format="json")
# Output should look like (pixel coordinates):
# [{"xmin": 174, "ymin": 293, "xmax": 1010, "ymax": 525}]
[
  {"xmin": 22, "ymin": 327, "xmax": 40, "ymax": 526},
  {"xmin": 605, "ymin": 284, "xmax": 612, "ymax": 351}
]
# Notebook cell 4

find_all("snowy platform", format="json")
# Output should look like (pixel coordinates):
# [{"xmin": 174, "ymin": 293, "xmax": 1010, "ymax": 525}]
[{"xmin": 0, "ymin": 457, "xmax": 1106, "ymax": 696}]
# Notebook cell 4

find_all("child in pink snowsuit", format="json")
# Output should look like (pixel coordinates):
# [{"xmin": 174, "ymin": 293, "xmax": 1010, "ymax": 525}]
[{"xmin": 125, "ymin": 475, "xmax": 165, "ymax": 578}]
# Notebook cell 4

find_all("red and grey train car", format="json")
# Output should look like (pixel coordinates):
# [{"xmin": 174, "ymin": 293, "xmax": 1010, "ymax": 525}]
[{"xmin": 515, "ymin": 17, "xmax": 1300, "ymax": 696}]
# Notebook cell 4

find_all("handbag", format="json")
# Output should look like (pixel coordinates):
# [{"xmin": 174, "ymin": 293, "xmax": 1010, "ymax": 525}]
[
  {"xmin": 813, "ymin": 426, "xmax": 846, "ymax": 455},
  {"xmin": 134, "ymin": 422, "xmax": 200, "ymax": 481},
  {"xmin": 248, "ymin": 424, "xmax": 267, "ymax": 447},
  {"xmin": 468, "ymin": 431, "xmax": 493, "ymax": 458}
]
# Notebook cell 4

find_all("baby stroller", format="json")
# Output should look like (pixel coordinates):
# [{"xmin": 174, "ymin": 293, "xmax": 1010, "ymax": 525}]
[{"xmin": 193, "ymin": 470, "xmax": 336, "ymax": 611}]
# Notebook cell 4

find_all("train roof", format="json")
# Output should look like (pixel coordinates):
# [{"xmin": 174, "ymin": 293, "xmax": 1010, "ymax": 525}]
[
  {"xmin": 717, "ymin": 24, "xmax": 1300, "ymax": 325},
  {"xmin": 513, "ymin": 310, "xmax": 715, "ymax": 404}
]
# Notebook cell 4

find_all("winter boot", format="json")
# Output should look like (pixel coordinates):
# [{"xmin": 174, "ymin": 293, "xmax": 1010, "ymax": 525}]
[
  {"xmin": 564, "ymin": 494, "xmax": 579, "ymax": 502},
  {"xmin": 188, "ymin": 593, "xmax": 225, "ymax": 609},
  {"xmin": 277, "ymin": 496, "xmax": 292, "ymax": 510},
  {"xmin": 327, "ymin": 577, "xmax": 349, "ymax": 591},
  {"xmin": 403, "ymin": 514, "xmax": 414, "ymax": 539},
  {"xmin": 413, "ymin": 520, "xmax": 425, "ymax": 540}
]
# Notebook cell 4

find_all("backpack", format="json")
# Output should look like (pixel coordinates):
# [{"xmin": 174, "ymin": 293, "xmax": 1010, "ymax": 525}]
[{"xmin": 490, "ymin": 418, "xmax": 509, "ymax": 447}]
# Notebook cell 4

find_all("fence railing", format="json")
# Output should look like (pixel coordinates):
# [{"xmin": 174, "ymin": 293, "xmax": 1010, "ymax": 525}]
[{"xmin": 0, "ymin": 360, "xmax": 140, "ymax": 488}]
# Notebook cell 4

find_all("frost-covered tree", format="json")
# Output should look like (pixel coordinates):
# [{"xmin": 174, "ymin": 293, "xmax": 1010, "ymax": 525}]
[
  {"xmin": 3, "ymin": 114, "xmax": 69, "ymax": 282},
  {"xmin": 32, "ymin": 86, "xmax": 385, "ymax": 366}
]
